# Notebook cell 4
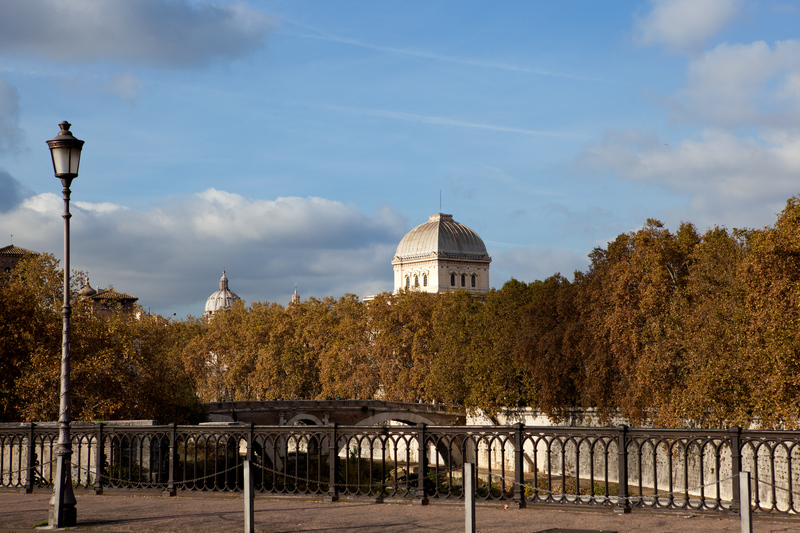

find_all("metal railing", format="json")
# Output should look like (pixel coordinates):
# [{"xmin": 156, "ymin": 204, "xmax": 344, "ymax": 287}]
[{"xmin": 1, "ymin": 422, "xmax": 798, "ymax": 516}]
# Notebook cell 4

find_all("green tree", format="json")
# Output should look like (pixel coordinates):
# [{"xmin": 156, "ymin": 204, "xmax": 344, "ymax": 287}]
[
  {"xmin": 518, "ymin": 274, "xmax": 581, "ymax": 419},
  {"xmin": 464, "ymin": 279, "xmax": 533, "ymax": 416}
]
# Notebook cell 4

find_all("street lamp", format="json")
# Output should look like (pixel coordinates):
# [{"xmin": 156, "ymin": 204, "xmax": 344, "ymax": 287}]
[{"xmin": 46, "ymin": 121, "xmax": 84, "ymax": 528}]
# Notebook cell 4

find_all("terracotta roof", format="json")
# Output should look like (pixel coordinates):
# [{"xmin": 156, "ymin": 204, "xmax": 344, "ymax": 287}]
[
  {"xmin": 0, "ymin": 245, "xmax": 39, "ymax": 257},
  {"xmin": 90, "ymin": 288, "xmax": 138, "ymax": 301}
]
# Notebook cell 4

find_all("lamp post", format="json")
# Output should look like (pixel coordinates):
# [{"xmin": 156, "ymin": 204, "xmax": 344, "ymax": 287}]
[{"xmin": 47, "ymin": 121, "xmax": 84, "ymax": 528}]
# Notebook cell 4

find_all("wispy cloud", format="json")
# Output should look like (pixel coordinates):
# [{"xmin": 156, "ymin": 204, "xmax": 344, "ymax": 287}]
[
  {"xmin": 320, "ymin": 104, "xmax": 585, "ymax": 139},
  {"xmin": 281, "ymin": 19, "xmax": 592, "ymax": 81}
]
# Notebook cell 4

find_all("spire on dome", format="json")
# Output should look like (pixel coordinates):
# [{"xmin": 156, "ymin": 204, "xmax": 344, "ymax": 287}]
[{"xmin": 205, "ymin": 270, "xmax": 240, "ymax": 319}]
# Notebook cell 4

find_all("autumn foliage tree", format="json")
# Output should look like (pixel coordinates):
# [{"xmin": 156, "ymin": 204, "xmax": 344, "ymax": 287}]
[
  {"xmin": 182, "ymin": 195, "xmax": 800, "ymax": 429},
  {"xmin": 1, "ymin": 253, "xmax": 203, "ymax": 423},
  {"xmin": 10, "ymin": 195, "xmax": 800, "ymax": 429}
]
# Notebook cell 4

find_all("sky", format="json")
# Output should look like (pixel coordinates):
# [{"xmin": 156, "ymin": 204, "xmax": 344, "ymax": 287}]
[{"xmin": 2, "ymin": 0, "xmax": 800, "ymax": 318}]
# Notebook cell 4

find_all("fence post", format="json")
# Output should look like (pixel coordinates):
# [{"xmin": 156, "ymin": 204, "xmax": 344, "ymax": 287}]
[
  {"xmin": 247, "ymin": 423, "xmax": 254, "ymax": 462},
  {"xmin": 729, "ymin": 426, "xmax": 742, "ymax": 514},
  {"xmin": 94, "ymin": 423, "xmax": 104, "ymax": 494},
  {"xmin": 513, "ymin": 422, "xmax": 526, "ymax": 509},
  {"xmin": 614, "ymin": 424, "xmax": 630, "ymax": 514},
  {"xmin": 739, "ymin": 471, "xmax": 752, "ymax": 533},
  {"xmin": 325, "ymin": 423, "xmax": 339, "ymax": 502},
  {"xmin": 244, "ymin": 459, "xmax": 255, "ymax": 533},
  {"xmin": 415, "ymin": 423, "xmax": 429, "ymax": 505},
  {"xmin": 464, "ymin": 462, "xmax": 476, "ymax": 533},
  {"xmin": 162, "ymin": 422, "xmax": 177, "ymax": 497},
  {"xmin": 21, "ymin": 422, "xmax": 35, "ymax": 494}
]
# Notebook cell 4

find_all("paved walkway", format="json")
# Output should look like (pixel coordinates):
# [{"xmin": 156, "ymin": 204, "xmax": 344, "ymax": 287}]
[{"xmin": 0, "ymin": 492, "xmax": 797, "ymax": 533}]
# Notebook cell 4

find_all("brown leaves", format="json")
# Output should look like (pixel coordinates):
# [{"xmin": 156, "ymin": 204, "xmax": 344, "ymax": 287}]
[{"xmin": 2, "ymin": 253, "xmax": 202, "ymax": 423}]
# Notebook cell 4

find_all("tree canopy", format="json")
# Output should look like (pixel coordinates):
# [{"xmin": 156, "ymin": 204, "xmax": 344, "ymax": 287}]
[
  {"xmin": 7, "ymin": 196, "xmax": 800, "ymax": 428},
  {"xmin": 0, "ymin": 253, "xmax": 203, "ymax": 423}
]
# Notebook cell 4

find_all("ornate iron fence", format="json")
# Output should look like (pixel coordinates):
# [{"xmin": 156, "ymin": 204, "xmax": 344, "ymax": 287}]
[{"xmin": 1, "ymin": 422, "xmax": 798, "ymax": 515}]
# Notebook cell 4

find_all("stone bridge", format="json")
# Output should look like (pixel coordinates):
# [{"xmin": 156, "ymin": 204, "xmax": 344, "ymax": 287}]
[{"xmin": 205, "ymin": 400, "xmax": 465, "ymax": 426}]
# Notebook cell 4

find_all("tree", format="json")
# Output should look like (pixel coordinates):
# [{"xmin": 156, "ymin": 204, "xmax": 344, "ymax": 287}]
[
  {"xmin": 368, "ymin": 290, "xmax": 436, "ymax": 402},
  {"xmin": 464, "ymin": 279, "xmax": 532, "ymax": 415},
  {"xmin": 518, "ymin": 274, "xmax": 581, "ymax": 419},
  {"xmin": 575, "ymin": 220, "xmax": 699, "ymax": 422},
  {"xmin": 424, "ymin": 290, "xmax": 478, "ymax": 406},
  {"xmin": 736, "ymin": 197, "xmax": 800, "ymax": 427},
  {"xmin": 1, "ymin": 253, "xmax": 202, "ymax": 423},
  {"xmin": 319, "ymin": 294, "xmax": 378, "ymax": 399},
  {"xmin": 0, "ymin": 253, "xmax": 78, "ymax": 421}
]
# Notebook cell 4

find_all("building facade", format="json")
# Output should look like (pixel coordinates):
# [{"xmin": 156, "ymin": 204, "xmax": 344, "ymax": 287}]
[{"xmin": 392, "ymin": 213, "xmax": 491, "ymax": 294}]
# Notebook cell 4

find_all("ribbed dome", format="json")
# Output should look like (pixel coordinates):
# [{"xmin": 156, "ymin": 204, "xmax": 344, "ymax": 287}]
[
  {"xmin": 205, "ymin": 271, "xmax": 240, "ymax": 316},
  {"xmin": 393, "ymin": 213, "xmax": 490, "ymax": 262}
]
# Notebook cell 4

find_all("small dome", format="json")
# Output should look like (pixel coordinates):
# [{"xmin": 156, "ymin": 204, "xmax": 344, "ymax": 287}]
[
  {"xmin": 205, "ymin": 271, "xmax": 241, "ymax": 317},
  {"xmin": 393, "ymin": 213, "xmax": 490, "ymax": 262},
  {"xmin": 79, "ymin": 281, "xmax": 97, "ymax": 297}
]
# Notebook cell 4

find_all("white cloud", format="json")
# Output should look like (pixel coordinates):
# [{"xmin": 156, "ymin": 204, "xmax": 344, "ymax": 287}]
[
  {"xmin": 0, "ymin": 189, "xmax": 404, "ymax": 317},
  {"xmin": 577, "ymin": 128, "xmax": 800, "ymax": 230},
  {"xmin": 0, "ymin": 0, "xmax": 273, "ymax": 68},
  {"xmin": 672, "ymin": 40, "xmax": 800, "ymax": 126},
  {"xmin": 635, "ymin": 0, "xmax": 741, "ymax": 53}
]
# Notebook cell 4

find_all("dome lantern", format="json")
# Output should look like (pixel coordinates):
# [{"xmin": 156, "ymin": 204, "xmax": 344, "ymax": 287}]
[{"xmin": 204, "ymin": 271, "xmax": 241, "ymax": 318}]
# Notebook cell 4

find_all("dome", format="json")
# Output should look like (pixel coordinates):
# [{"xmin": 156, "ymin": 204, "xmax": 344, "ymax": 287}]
[
  {"xmin": 204, "ymin": 271, "xmax": 240, "ymax": 317},
  {"xmin": 393, "ymin": 213, "xmax": 490, "ymax": 262},
  {"xmin": 78, "ymin": 281, "xmax": 97, "ymax": 297}
]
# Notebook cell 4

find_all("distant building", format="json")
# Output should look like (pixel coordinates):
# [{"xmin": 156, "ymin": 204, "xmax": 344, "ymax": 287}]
[
  {"xmin": 291, "ymin": 284, "xmax": 300, "ymax": 305},
  {"xmin": 79, "ymin": 282, "xmax": 138, "ymax": 317},
  {"xmin": 0, "ymin": 244, "xmax": 39, "ymax": 273},
  {"xmin": 392, "ymin": 213, "xmax": 491, "ymax": 294},
  {"xmin": 204, "ymin": 271, "xmax": 241, "ymax": 319}
]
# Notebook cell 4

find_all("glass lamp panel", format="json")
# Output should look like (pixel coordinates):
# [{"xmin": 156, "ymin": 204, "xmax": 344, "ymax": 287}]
[
  {"xmin": 50, "ymin": 146, "xmax": 71, "ymax": 176},
  {"xmin": 68, "ymin": 147, "xmax": 81, "ymax": 175}
]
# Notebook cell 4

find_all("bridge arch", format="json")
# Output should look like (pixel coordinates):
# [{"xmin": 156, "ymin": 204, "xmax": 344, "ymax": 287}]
[
  {"xmin": 355, "ymin": 411, "xmax": 437, "ymax": 426},
  {"xmin": 285, "ymin": 413, "xmax": 324, "ymax": 426}
]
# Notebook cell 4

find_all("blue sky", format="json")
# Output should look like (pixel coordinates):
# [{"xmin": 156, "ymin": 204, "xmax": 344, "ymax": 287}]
[{"xmin": 2, "ymin": 0, "xmax": 800, "ymax": 318}]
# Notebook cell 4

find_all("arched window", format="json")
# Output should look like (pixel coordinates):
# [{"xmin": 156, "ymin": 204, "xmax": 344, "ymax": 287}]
[
  {"xmin": 450, "ymin": 273, "xmax": 455, "ymax": 286},
  {"xmin": 471, "ymin": 274, "xmax": 476, "ymax": 287},
  {"xmin": 461, "ymin": 274, "xmax": 465, "ymax": 287},
  {"xmin": 414, "ymin": 275, "xmax": 419, "ymax": 286},
  {"xmin": 406, "ymin": 276, "xmax": 410, "ymax": 288},
  {"xmin": 423, "ymin": 274, "xmax": 427, "ymax": 287}
]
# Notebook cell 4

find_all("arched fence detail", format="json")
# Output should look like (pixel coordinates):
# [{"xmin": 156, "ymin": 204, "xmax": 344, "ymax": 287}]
[{"xmin": 2, "ymin": 422, "xmax": 800, "ymax": 516}]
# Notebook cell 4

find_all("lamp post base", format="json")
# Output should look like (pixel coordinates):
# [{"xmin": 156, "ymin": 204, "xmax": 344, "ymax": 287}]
[{"xmin": 49, "ymin": 454, "xmax": 77, "ymax": 528}]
